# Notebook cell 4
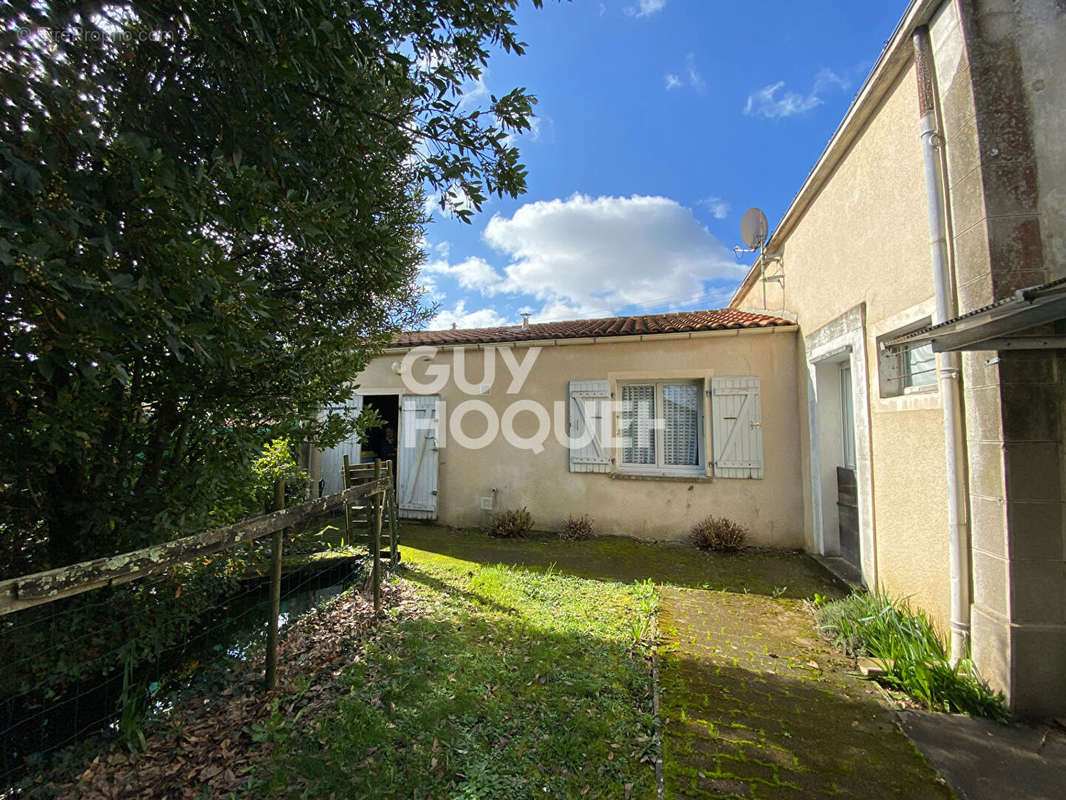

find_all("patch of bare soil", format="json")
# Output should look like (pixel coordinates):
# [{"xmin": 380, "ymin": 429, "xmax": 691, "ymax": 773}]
[{"xmin": 29, "ymin": 583, "xmax": 417, "ymax": 799}]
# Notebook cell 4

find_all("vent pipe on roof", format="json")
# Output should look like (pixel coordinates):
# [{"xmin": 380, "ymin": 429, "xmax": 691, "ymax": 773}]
[{"xmin": 913, "ymin": 25, "xmax": 971, "ymax": 665}]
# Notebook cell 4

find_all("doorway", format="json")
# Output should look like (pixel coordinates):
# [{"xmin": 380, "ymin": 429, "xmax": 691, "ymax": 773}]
[
  {"xmin": 836, "ymin": 364, "xmax": 860, "ymax": 568},
  {"xmin": 362, "ymin": 394, "xmax": 400, "ymax": 464},
  {"xmin": 812, "ymin": 352, "xmax": 862, "ymax": 571},
  {"xmin": 805, "ymin": 305, "xmax": 875, "ymax": 586}
]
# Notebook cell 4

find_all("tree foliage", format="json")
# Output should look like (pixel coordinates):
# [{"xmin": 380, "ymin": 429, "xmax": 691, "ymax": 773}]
[{"xmin": 0, "ymin": 0, "xmax": 541, "ymax": 573}]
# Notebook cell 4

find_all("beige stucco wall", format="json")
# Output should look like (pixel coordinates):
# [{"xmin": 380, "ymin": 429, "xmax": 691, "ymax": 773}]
[
  {"xmin": 346, "ymin": 330, "xmax": 804, "ymax": 546},
  {"xmin": 734, "ymin": 61, "xmax": 953, "ymax": 630},
  {"xmin": 729, "ymin": 0, "xmax": 1065, "ymax": 713}
]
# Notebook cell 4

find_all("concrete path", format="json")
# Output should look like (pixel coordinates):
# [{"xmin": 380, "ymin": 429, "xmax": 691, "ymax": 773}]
[
  {"xmin": 658, "ymin": 587, "xmax": 954, "ymax": 799},
  {"xmin": 899, "ymin": 710, "xmax": 1066, "ymax": 800}
]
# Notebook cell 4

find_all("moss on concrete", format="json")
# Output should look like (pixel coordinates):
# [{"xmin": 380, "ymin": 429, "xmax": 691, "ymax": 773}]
[{"xmin": 659, "ymin": 587, "xmax": 955, "ymax": 799}]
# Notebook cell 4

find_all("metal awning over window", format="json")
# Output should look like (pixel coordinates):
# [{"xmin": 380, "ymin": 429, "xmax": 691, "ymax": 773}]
[{"xmin": 884, "ymin": 278, "xmax": 1066, "ymax": 352}]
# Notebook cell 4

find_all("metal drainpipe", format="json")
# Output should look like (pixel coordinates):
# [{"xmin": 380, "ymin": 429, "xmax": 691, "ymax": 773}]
[{"xmin": 913, "ymin": 25, "xmax": 971, "ymax": 662}]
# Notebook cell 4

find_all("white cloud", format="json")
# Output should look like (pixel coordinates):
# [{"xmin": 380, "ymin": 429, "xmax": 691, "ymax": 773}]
[
  {"xmin": 685, "ymin": 53, "xmax": 706, "ymax": 93},
  {"xmin": 664, "ymin": 53, "xmax": 705, "ymax": 93},
  {"xmin": 527, "ymin": 116, "xmax": 543, "ymax": 142},
  {"xmin": 534, "ymin": 298, "xmax": 608, "ymax": 323},
  {"xmin": 502, "ymin": 114, "xmax": 544, "ymax": 148},
  {"xmin": 744, "ymin": 81, "xmax": 820, "ymax": 118},
  {"xmin": 626, "ymin": 0, "xmax": 666, "ymax": 17},
  {"xmin": 429, "ymin": 300, "xmax": 508, "ymax": 330},
  {"xmin": 457, "ymin": 74, "xmax": 490, "ymax": 112},
  {"xmin": 812, "ymin": 67, "xmax": 850, "ymax": 94},
  {"xmin": 483, "ymin": 193, "xmax": 743, "ymax": 314},
  {"xmin": 423, "ymin": 256, "xmax": 502, "ymax": 291},
  {"xmin": 700, "ymin": 196, "xmax": 730, "ymax": 220},
  {"xmin": 744, "ymin": 67, "xmax": 850, "ymax": 119},
  {"xmin": 423, "ymin": 185, "xmax": 477, "ymax": 220}
]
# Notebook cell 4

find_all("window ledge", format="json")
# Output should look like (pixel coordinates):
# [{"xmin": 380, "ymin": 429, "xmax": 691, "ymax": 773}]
[{"xmin": 610, "ymin": 472, "xmax": 713, "ymax": 483}]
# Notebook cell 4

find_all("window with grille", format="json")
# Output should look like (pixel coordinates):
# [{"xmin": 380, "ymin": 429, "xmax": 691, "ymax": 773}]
[
  {"xmin": 619, "ymin": 381, "xmax": 703, "ymax": 473},
  {"xmin": 902, "ymin": 341, "xmax": 936, "ymax": 390},
  {"xmin": 877, "ymin": 318, "xmax": 938, "ymax": 398}
]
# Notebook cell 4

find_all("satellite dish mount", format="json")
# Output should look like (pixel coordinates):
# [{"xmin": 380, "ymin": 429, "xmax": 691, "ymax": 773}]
[{"xmin": 733, "ymin": 207, "xmax": 783, "ymax": 308}]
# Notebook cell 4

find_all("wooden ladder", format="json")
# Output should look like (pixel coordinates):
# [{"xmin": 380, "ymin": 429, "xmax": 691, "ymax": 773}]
[{"xmin": 342, "ymin": 456, "xmax": 400, "ymax": 565}]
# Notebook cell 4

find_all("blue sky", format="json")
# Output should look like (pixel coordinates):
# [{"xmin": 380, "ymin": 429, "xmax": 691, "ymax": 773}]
[{"xmin": 420, "ymin": 0, "xmax": 906, "ymax": 330}]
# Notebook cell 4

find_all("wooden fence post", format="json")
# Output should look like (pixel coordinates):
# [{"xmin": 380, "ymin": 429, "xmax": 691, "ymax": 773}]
[
  {"xmin": 341, "ymin": 454, "xmax": 351, "ymax": 547},
  {"xmin": 372, "ymin": 459, "xmax": 383, "ymax": 615},
  {"xmin": 265, "ymin": 478, "xmax": 285, "ymax": 690},
  {"xmin": 388, "ymin": 459, "xmax": 400, "ymax": 567}
]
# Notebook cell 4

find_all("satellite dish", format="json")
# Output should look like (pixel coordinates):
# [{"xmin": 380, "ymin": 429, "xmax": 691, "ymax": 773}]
[{"xmin": 740, "ymin": 207, "xmax": 769, "ymax": 250}]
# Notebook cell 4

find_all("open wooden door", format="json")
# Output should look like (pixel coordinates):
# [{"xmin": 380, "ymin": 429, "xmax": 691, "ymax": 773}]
[
  {"xmin": 398, "ymin": 395, "xmax": 439, "ymax": 520},
  {"xmin": 320, "ymin": 393, "xmax": 363, "ymax": 496}
]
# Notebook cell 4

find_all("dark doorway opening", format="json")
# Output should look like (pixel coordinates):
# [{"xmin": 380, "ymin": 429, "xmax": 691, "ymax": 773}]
[{"xmin": 362, "ymin": 394, "xmax": 400, "ymax": 463}]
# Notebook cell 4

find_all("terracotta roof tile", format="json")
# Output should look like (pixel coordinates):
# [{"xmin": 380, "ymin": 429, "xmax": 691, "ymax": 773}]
[{"xmin": 393, "ymin": 309, "xmax": 793, "ymax": 347}]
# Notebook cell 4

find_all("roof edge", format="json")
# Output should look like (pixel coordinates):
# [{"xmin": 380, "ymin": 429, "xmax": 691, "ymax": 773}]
[{"xmin": 383, "ymin": 323, "xmax": 799, "ymax": 353}]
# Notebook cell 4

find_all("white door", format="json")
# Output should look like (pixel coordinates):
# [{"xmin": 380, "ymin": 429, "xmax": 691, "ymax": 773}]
[
  {"xmin": 398, "ymin": 395, "xmax": 439, "ymax": 520},
  {"xmin": 320, "ymin": 394, "xmax": 363, "ymax": 496}
]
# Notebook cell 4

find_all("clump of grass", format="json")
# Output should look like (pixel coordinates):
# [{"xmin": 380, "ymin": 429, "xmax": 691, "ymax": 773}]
[
  {"xmin": 559, "ymin": 514, "xmax": 594, "ymax": 541},
  {"xmin": 689, "ymin": 516, "xmax": 747, "ymax": 553},
  {"xmin": 814, "ymin": 588, "xmax": 1007, "ymax": 721},
  {"xmin": 490, "ymin": 507, "xmax": 534, "ymax": 538}
]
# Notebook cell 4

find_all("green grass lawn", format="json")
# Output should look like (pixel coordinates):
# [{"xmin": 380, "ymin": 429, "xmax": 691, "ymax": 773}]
[
  {"xmin": 302, "ymin": 519, "xmax": 846, "ymax": 601},
  {"xmin": 251, "ymin": 545, "xmax": 660, "ymax": 799}
]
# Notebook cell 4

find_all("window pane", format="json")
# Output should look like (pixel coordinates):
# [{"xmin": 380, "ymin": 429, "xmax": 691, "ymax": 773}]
[
  {"xmin": 663, "ymin": 384, "xmax": 699, "ymax": 466},
  {"xmin": 904, "ymin": 342, "xmax": 936, "ymax": 388},
  {"xmin": 621, "ymin": 384, "xmax": 656, "ymax": 465}
]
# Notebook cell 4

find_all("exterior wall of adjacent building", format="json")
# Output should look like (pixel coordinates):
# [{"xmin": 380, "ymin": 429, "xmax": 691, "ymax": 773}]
[
  {"xmin": 732, "ymin": 0, "xmax": 1066, "ymax": 714},
  {"xmin": 335, "ymin": 329, "xmax": 804, "ymax": 546},
  {"xmin": 941, "ymin": 0, "xmax": 1066, "ymax": 717},
  {"xmin": 733, "ymin": 55, "xmax": 953, "ymax": 632}
]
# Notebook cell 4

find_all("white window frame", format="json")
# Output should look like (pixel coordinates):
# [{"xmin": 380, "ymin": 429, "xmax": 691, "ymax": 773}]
[
  {"xmin": 900, "ymin": 340, "xmax": 937, "ymax": 392},
  {"xmin": 616, "ymin": 379, "xmax": 705, "ymax": 477}
]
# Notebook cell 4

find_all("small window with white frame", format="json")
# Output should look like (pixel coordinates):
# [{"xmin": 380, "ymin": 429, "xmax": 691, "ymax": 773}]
[
  {"xmin": 878, "ymin": 319, "xmax": 937, "ymax": 398},
  {"xmin": 617, "ymin": 380, "xmax": 704, "ymax": 475}
]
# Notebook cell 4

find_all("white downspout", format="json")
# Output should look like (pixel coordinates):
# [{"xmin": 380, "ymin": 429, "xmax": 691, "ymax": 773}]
[{"xmin": 912, "ymin": 25, "xmax": 971, "ymax": 662}]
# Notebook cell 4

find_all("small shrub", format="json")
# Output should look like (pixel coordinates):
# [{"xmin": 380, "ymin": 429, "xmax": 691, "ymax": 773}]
[
  {"xmin": 815, "ymin": 587, "xmax": 1008, "ymax": 721},
  {"xmin": 490, "ymin": 507, "xmax": 534, "ymax": 538},
  {"xmin": 689, "ymin": 516, "xmax": 747, "ymax": 552},
  {"xmin": 560, "ymin": 514, "xmax": 594, "ymax": 541}
]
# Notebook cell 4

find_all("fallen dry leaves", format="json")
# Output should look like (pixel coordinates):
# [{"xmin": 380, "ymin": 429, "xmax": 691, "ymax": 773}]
[{"xmin": 34, "ymin": 582, "xmax": 418, "ymax": 799}]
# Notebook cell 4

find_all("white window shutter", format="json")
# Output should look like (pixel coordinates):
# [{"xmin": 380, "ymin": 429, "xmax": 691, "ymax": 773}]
[
  {"xmin": 569, "ymin": 380, "xmax": 611, "ymax": 473},
  {"xmin": 711, "ymin": 377, "xmax": 763, "ymax": 479}
]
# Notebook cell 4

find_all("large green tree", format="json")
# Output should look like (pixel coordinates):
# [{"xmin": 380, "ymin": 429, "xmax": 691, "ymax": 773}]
[{"xmin": 0, "ymin": 0, "xmax": 540, "ymax": 572}]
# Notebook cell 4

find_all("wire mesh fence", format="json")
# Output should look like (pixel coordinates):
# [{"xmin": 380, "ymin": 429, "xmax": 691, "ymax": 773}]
[{"xmin": 0, "ymin": 472, "xmax": 391, "ymax": 793}]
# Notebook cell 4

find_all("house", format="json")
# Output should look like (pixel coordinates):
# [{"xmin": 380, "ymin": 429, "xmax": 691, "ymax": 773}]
[
  {"xmin": 725, "ymin": 0, "xmax": 1065, "ymax": 716},
  {"xmin": 316, "ymin": 310, "xmax": 803, "ymax": 542},
  {"xmin": 318, "ymin": 0, "xmax": 1065, "ymax": 716}
]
